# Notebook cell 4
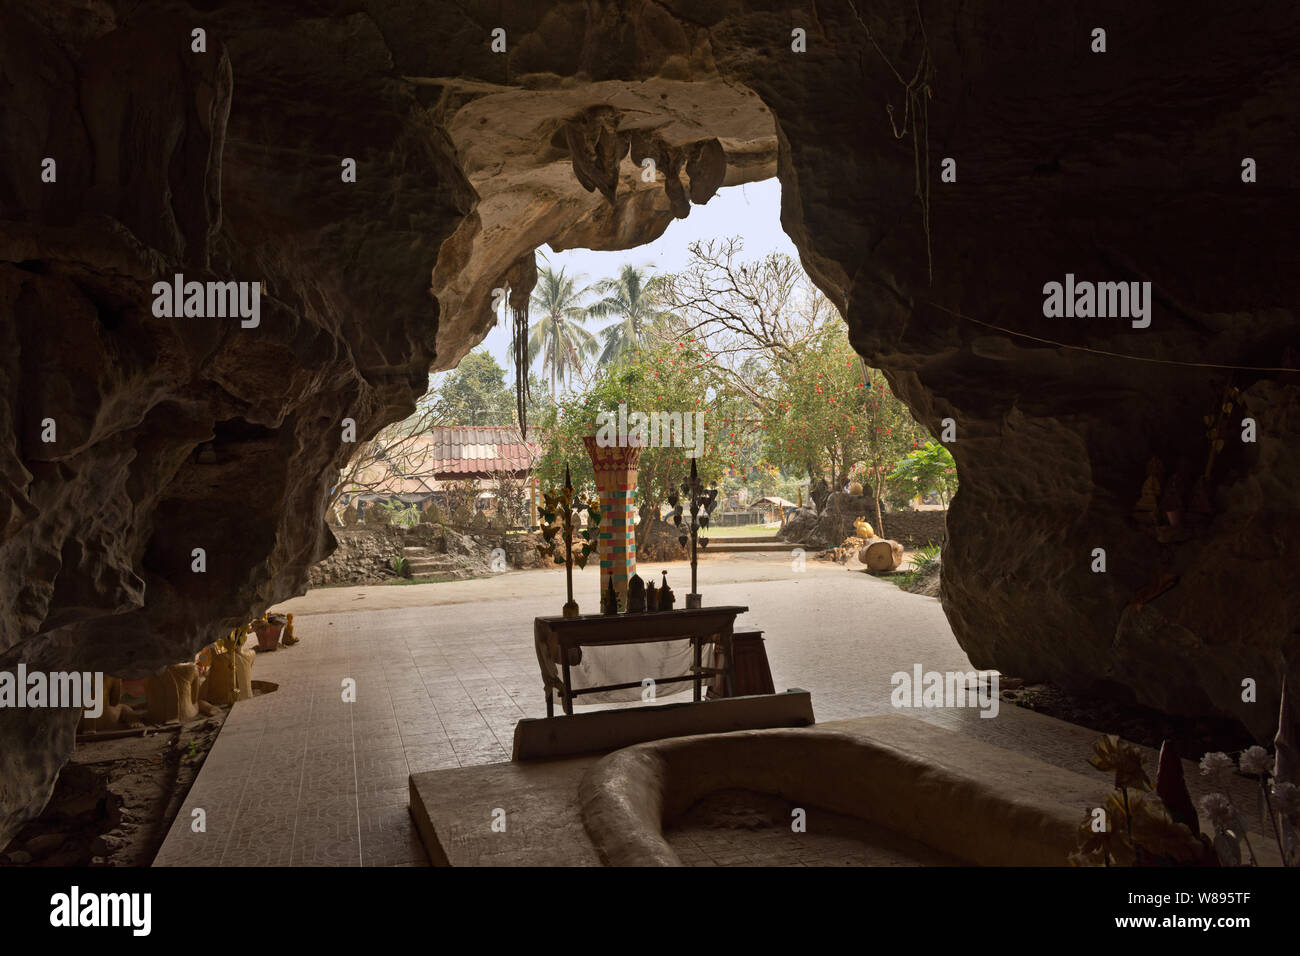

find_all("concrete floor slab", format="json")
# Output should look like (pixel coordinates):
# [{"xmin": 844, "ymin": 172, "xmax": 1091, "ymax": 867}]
[
  {"xmin": 410, "ymin": 757, "xmax": 601, "ymax": 866},
  {"xmin": 413, "ymin": 714, "xmax": 1113, "ymax": 866},
  {"xmin": 156, "ymin": 553, "xmax": 1275, "ymax": 866}
]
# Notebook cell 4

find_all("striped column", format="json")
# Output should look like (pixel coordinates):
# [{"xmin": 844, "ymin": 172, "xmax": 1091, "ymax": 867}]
[{"xmin": 583, "ymin": 436, "xmax": 643, "ymax": 613}]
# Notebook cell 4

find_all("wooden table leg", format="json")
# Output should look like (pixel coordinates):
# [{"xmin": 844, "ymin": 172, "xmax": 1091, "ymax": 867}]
[
  {"xmin": 724, "ymin": 627, "xmax": 736, "ymax": 698},
  {"xmin": 561, "ymin": 647, "xmax": 573, "ymax": 716},
  {"xmin": 545, "ymin": 685, "xmax": 553, "ymax": 718},
  {"xmin": 693, "ymin": 635, "xmax": 702, "ymax": 701}
]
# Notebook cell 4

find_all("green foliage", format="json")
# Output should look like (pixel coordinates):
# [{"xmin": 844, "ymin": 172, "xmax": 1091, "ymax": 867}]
[
  {"xmin": 529, "ymin": 265, "xmax": 599, "ymax": 394},
  {"xmin": 378, "ymin": 499, "xmax": 421, "ymax": 529},
  {"xmin": 587, "ymin": 264, "xmax": 678, "ymax": 364},
  {"xmin": 390, "ymin": 554, "xmax": 412, "ymax": 578},
  {"xmin": 763, "ymin": 325, "xmax": 921, "ymax": 492},
  {"xmin": 520, "ymin": 247, "xmax": 934, "ymax": 538},
  {"xmin": 534, "ymin": 338, "xmax": 728, "ymax": 519},
  {"xmin": 430, "ymin": 350, "xmax": 516, "ymax": 425},
  {"xmin": 895, "ymin": 542, "xmax": 941, "ymax": 591},
  {"xmin": 888, "ymin": 440, "xmax": 958, "ymax": 507}
]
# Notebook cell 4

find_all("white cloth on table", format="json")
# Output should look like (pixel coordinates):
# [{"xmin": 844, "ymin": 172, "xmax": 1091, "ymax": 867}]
[{"xmin": 559, "ymin": 638, "xmax": 717, "ymax": 704}]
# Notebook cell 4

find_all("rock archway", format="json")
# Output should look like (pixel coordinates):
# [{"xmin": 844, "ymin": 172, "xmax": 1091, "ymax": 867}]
[{"xmin": 2, "ymin": 0, "xmax": 1297, "ymax": 844}]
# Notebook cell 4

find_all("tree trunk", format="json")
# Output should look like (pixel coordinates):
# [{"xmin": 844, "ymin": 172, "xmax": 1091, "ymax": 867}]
[
  {"xmin": 872, "ymin": 471, "xmax": 886, "ymax": 538},
  {"xmin": 635, "ymin": 503, "xmax": 665, "ymax": 557},
  {"xmin": 858, "ymin": 536, "xmax": 903, "ymax": 571}
]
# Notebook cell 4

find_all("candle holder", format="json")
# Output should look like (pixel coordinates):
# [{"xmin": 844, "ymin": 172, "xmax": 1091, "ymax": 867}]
[
  {"xmin": 668, "ymin": 458, "xmax": 717, "ymax": 609},
  {"xmin": 537, "ymin": 465, "xmax": 600, "ymax": 618}
]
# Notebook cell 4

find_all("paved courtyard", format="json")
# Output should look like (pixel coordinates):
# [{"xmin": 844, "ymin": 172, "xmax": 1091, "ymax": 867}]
[{"xmin": 153, "ymin": 553, "xmax": 1267, "ymax": 866}]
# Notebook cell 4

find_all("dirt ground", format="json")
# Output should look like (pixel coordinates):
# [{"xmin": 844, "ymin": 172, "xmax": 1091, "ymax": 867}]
[
  {"xmin": 0, "ymin": 710, "xmax": 228, "ymax": 867},
  {"xmin": 1001, "ymin": 679, "xmax": 1254, "ymax": 758}
]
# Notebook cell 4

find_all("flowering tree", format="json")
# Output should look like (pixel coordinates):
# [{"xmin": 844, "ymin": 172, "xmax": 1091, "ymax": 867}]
[{"xmin": 762, "ymin": 325, "xmax": 921, "ymax": 529}]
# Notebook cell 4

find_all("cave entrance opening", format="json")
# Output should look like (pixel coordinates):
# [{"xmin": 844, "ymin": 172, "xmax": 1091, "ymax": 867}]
[
  {"xmin": 313, "ymin": 69, "xmax": 967, "ymax": 737},
  {"xmin": 322, "ymin": 171, "xmax": 961, "ymax": 725}
]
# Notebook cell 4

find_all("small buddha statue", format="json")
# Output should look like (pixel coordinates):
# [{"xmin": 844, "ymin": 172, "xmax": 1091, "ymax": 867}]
[{"xmin": 627, "ymin": 574, "xmax": 646, "ymax": 612}]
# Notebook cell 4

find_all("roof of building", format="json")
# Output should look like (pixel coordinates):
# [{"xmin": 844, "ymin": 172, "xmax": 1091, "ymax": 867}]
[
  {"xmin": 419, "ymin": 426, "xmax": 540, "ymax": 476},
  {"xmin": 345, "ymin": 426, "xmax": 540, "ymax": 495},
  {"xmin": 755, "ymin": 496, "xmax": 800, "ymax": 509}
]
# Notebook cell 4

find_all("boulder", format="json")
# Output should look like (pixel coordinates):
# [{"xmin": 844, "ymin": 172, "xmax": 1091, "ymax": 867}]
[
  {"xmin": 778, "ymin": 508, "xmax": 827, "ymax": 548},
  {"xmin": 636, "ymin": 519, "xmax": 689, "ymax": 562}
]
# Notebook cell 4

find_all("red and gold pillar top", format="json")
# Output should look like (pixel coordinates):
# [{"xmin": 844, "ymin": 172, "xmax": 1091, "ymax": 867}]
[{"xmin": 582, "ymin": 436, "xmax": 643, "ymax": 612}]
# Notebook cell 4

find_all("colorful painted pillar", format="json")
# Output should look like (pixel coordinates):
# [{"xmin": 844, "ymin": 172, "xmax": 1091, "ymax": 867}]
[{"xmin": 583, "ymin": 435, "xmax": 643, "ymax": 613}]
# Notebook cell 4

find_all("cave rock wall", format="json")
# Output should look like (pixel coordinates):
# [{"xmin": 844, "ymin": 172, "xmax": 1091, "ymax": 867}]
[{"xmin": 2, "ymin": 0, "xmax": 1298, "ymax": 845}]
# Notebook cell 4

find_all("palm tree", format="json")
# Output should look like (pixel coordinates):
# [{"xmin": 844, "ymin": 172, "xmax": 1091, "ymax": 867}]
[
  {"xmin": 587, "ymin": 264, "xmax": 677, "ymax": 364},
  {"xmin": 528, "ymin": 266, "xmax": 598, "ymax": 394}
]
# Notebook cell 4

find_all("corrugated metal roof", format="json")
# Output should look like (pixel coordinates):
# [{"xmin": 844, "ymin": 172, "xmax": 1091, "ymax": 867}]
[
  {"xmin": 756, "ymin": 496, "xmax": 800, "ymax": 508},
  {"xmin": 342, "ymin": 427, "xmax": 540, "ymax": 496},
  {"xmin": 411, "ymin": 426, "xmax": 540, "ymax": 477}
]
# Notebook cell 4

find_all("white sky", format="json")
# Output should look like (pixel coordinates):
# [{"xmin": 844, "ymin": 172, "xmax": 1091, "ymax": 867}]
[{"xmin": 470, "ymin": 178, "xmax": 793, "ymax": 383}]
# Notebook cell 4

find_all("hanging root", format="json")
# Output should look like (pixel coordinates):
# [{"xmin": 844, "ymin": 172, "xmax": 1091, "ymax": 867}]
[{"xmin": 512, "ymin": 302, "xmax": 529, "ymax": 432}]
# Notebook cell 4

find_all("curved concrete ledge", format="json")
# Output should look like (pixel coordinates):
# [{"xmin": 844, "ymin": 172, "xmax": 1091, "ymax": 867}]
[{"xmin": 579, "ymin": 723, "xmax": 1085, "ymax": 866}]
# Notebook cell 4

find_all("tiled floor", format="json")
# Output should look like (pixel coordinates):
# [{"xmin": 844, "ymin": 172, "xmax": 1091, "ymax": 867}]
[
  {"xmin": 153, "ymin": 609, "xmax": 553, "ymax": 866},
  {"xmin": 154, "ymin": 555, "xmax": 1273, "ymax": 866}
]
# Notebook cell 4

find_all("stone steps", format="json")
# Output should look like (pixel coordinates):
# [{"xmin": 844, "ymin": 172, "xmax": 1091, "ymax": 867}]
[{"xmin": 401, "ymin": 546, "xmax": 472, "ymax": 577}]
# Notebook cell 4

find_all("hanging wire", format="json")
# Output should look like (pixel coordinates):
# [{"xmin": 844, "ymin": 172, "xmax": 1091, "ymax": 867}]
[
  {"xmin": 847, "ymin": 0, "xmax": 936, "ymax": 283},
  {"xmin": 922, "ymin": 300, "xmax": 1300, "ymax": 373}
]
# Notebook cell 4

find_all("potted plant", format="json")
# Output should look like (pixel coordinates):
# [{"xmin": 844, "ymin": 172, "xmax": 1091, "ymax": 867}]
[{"xmin": 251, "ymin": 614, "xmax": 286, "ymax": 652}]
